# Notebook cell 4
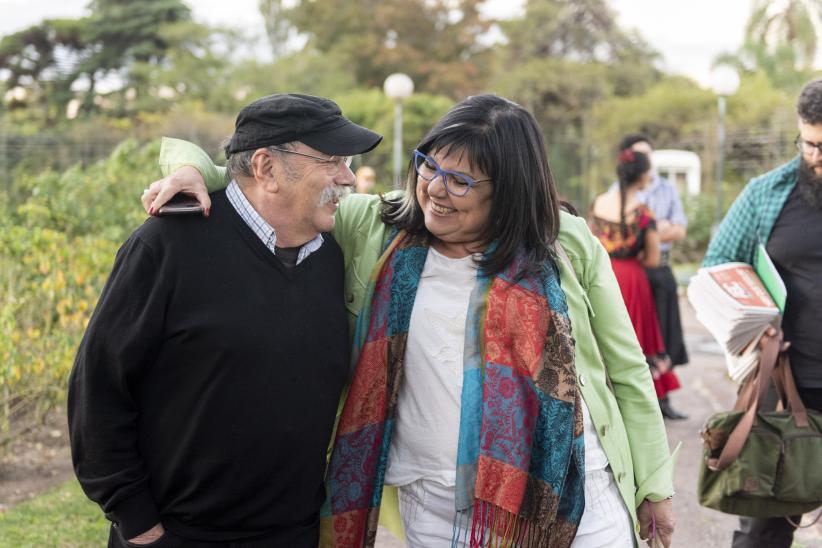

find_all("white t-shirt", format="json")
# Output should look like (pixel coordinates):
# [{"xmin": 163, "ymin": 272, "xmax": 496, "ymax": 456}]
[
  {"xmin": 385, "ymin": 247, "xmax": 610, "ymax": 488},
  {"xmin": 386, "ymin": 247, "xmax": 476, "ymax": 487}
]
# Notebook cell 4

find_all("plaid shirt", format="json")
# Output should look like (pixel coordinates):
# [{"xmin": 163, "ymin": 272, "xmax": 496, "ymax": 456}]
[
  {"xmin": 702, "ymin": 156, "xmax": 800, "ymax": 267},
  {"xmin": 226, "ymin": 180, "xmax": 324, "ymax": 264}
]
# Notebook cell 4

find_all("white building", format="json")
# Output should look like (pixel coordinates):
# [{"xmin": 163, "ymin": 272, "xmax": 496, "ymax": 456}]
[{"xmin": 652, "ymin": 149, "xmax": 701, "ymax": 196}]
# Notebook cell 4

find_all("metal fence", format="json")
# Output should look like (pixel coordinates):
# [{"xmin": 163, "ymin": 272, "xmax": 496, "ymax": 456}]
[{"xmin": 0, "ymin": 125, "xmax": 799, "ymax": 207}]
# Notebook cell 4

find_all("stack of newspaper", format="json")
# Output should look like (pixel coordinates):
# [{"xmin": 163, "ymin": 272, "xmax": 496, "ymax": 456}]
[{"xmin": 687, "ymin": 257, "xmax": 783, "ymax": 383}]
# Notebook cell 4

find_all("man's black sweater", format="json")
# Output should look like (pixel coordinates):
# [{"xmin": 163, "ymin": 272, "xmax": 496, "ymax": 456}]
[{"xmin": 68, "ymin": 190, "xmax": 349, "ymax": 545}]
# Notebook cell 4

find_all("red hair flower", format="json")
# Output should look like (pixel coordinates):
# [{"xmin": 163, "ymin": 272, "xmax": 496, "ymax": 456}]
[{"xmin": 618, "ymin": 149, "xmax": 635, "ymax": 163}]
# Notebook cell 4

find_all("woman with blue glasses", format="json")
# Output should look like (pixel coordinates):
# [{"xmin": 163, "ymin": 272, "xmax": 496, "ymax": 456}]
[{"xmin": 143, "ymin": 94, "xmax": 676, "ymax": 548}]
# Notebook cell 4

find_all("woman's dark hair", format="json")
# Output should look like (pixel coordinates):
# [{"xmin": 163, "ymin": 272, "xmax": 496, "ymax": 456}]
[
  {"xmin": 618, "ymin": 133, "xmax": 653, "ymax": 152},
  {"xmin": 380, "ymin": 94, "xmax": 561, "ymax": 278},
  {"xmin": 615, "ymin": 149, "xmax": 651, "ymax": 237}
]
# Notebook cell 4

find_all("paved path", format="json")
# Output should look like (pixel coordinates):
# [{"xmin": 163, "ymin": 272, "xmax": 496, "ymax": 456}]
[{"xmin": 374, "ymin": 297, "xmax": 822, "ymax": 547}]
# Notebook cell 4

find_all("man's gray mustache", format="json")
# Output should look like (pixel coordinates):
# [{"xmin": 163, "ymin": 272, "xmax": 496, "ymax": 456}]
[{"xmin": 318, "ymin": 185, "xmax": 353, "ymax": 206}]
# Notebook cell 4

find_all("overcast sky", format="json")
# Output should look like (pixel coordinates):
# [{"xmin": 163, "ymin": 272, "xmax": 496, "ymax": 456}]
[{"xmin": 0, "ymin": 0, "xmax": 753, "ymax": 87}]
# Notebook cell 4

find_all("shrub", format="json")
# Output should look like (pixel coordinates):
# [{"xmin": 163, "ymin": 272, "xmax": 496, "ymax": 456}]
[{"xmin": 0, "ymin": 140, "xmax": 159, "ymax": 442}]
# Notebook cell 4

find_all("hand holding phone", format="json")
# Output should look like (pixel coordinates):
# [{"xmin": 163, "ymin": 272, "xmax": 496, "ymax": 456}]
[{"xmin": 156, "ymin": 193, "xmax": 204, "ymax": 215}]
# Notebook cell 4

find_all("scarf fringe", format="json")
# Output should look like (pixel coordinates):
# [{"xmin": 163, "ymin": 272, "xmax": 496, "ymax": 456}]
[{"xmin": 451, "ymin": 500, "xmax": 552, "ymax": 548}]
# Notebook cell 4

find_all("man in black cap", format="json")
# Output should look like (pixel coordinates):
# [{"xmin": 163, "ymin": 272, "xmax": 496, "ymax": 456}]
[{"xmin": 68, "ymin": 94, "xmax": 382, "ymax": 548}]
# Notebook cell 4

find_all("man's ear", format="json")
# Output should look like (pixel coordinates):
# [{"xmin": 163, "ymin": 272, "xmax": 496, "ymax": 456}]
[{"xmin": 250, "ymin": 148, "xmax": 279, "ymax": 192}]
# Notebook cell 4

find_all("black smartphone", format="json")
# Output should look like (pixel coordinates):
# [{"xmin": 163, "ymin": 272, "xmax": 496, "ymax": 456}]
[{"xmin": 157, "ymin": 193, "xmax": 204, "ymax": 215}]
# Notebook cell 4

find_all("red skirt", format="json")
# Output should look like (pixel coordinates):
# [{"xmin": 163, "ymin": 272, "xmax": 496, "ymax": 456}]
[
  {"xmin": 652, "ymin": 369, "xmax": 681, "ymax": 399},
  {"xmin": 610, "ymin": 258, "xmax": 680, "ymax": 398},
  {"xmin": 611, "ymin": 258, "xmax": 665, "ymax": 355}
]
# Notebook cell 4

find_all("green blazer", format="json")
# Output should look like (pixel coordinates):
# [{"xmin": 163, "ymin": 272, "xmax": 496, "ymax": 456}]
[{"xmin": 158, "ymin": 137, "xmax": 677, "ymax": 540}]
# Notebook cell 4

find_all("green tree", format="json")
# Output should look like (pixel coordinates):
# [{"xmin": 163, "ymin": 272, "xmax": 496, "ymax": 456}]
[
  {"xmin": 85, "ymin": 0, "xmax": 192, "ymax": 67},
  {"xmin": 116, "ymin": 22, "xmax": 243, "ymax": 116},
  {"xmin": 0, "ymin": 19, "xmax": 90, "ymax": 121},
  {"xmin": 746, "ymin": 0, "xmax": 822, "ymax": 69},
  {"xmin": 80, "ymin": 0, "xmax": 193, "ymax": 110},
  {"xmin": 335, "ymin": 89, "xmax": 454, "ymax": 187},
  {"xmin": 492, "ymin": 0, "xmax": 660, "ymax": 205},
  {"xmin": 0, "ymin": 0, "xmax": 197, "ymax": 120},
  {"xmin": 259, "ymin": 0, "xmax": 298, "ymax": 59},
  {"xmin": 590, "ymin": 77, "xmax": 715, "ymax": 154},
  {"xmin": 495, "ymin": 0, "xmax": 659, "ymax": 114},
  {"xmin": 715, "ymin": 0, "xmax": 822, "ymax": 90},
  {"xmin": 714, "ymin": 41, "xmax": 814, "ymax": 91},
  {"xmin": 275, "ymin": 0, "xmax": 493, "ymax": 98}
]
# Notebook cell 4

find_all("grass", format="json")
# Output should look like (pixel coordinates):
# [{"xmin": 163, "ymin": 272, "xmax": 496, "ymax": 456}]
[{"xmin": 0, "ymin": 478, "xmax": 108, "ymax": 547}]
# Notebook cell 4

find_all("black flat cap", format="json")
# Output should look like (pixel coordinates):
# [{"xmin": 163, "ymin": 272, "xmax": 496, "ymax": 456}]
[{"xmin": 226, "ymin": 93, "xmax": 382, "ymax": 157}]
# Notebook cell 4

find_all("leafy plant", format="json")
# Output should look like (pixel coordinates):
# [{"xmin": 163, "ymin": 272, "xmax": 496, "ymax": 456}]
[{"xmin": 0, "ymin": 140, "xmax": 159, "ymax": 442}]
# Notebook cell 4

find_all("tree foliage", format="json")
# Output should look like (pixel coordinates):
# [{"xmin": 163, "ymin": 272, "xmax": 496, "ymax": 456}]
[
  {"xmin": 274, "ymin": 0, "xmax": 493, "ymax": 98},
  {"xmin": 591, "ymin": 77, "xmax": 715, "ymax": 153},
  {"xmin": 715, "ymin": 0, "xmax": 822, "ymax": 90},
  {"xmin": 85, "ymin": 0, "xmax": 192, "ymax": 67},
  {"xmin": 259, "ymin": 0, "xmax": 298, "ymax": 60},
  {"xmin": 746, "ymin": 0, "xmax": 822, "ymax": 70},
  {"xmin": 492, "ymin": 0, "xmax": 660, "ymax": 205},
  {"xmin": 495, "ymin": 0, "xmax": 659, "ymax": 122},
  {"xmin": 334, "ymin": 89, "xmax": 454, "ymax": 188},
  {"xmin": 0, "ymin": 0, "xmax": 196, "ymax": 121},
  {"xmin": 0, "ymin": 19, "xmax": 88, "ymax": 119},
  {"xmin": 0, "ymin": 140, "xmax": 159, "ymax": 437}
]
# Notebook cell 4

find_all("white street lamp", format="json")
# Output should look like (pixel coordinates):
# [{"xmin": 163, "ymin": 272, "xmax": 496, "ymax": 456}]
[
  {"xmin": 383, "ymin": 73, "xmax": 414, "ymax": 188},
  {"xmin": 709, "ymin": 65, "xmax": 740, "ymax": 230}
]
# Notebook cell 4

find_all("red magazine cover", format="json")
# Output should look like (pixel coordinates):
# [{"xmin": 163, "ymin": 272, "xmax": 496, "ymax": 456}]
[{"xmin": 707, "ymin": 264, "xmax": 778, "ymax": 310}]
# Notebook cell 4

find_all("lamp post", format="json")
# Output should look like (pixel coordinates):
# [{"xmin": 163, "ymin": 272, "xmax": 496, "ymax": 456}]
[
  {"xmin": 383, "ymin": 73, "xmax": 414, "ymax": 188},
  {"xmin": 709, "ymin": 65, "xmax": 740, "ymax": 230}
]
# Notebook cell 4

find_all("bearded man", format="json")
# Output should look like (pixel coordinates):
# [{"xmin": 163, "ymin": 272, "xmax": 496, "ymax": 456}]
[{"xmin": 703, "ymin": 78, "xmax": 822, "ymax": 548}]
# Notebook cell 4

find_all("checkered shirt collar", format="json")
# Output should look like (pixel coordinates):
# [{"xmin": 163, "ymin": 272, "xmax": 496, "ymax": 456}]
[{"xmin": 225, "ymin": 180, "xmax": 324, "ymax": 265}]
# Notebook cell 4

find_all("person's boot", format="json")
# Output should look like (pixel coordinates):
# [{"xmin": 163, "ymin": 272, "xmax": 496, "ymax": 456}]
[{"xmin": 659, "ymin": 396, "xmax": 688, "ymax": 420}]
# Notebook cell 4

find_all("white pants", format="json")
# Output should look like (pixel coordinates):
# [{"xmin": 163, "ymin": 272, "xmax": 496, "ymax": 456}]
[
  {"xmin": 397, "ymin": 468, "xmax": 634, "ymax": 547},
  {"xmin": 572, "ymin": 467, "xmax": 636, "ymax": 548}
]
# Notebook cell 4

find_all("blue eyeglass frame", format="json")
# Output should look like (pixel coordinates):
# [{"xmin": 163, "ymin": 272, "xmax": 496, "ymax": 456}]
[{"xmin": 412, "ymin": 149, "xmax": 491, "ymax": 197}]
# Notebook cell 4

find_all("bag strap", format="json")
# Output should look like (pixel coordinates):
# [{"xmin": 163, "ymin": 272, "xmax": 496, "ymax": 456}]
[
  {"xmin": 709, "ymin": 329, "xmax": 783, "ymax": 471},
  {"xmin": 734, "ymin": 340, "xmax": 787, "ymax": 412},
  {"xmin": 770, "ymin": 357, "xmax": 788, "ymax": 411},
  {"xmin": 787, "ymin": 508, "xmax": 822, "ymax": 528},
  {"xmin": 733, "ymin": 372, "xmax": 757, "ymax": 412},
  {"xmin": 776, "ymin": 350, "xmax": 809, "ymax": 427},
  {"xmin": 735, "ymin": 340, "xmax": 808, "ymax": 428}
]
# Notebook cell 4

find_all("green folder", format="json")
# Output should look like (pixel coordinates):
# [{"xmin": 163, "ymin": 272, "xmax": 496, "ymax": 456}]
[{"xmin": 755, "ymin": 244, "xmax": 787, "ymax": 313}]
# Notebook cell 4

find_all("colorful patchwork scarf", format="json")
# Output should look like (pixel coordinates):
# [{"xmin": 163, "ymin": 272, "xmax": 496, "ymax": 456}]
[{"xmin": 320, "ymin": 229, "xmax": 584, "ymax": 548}]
